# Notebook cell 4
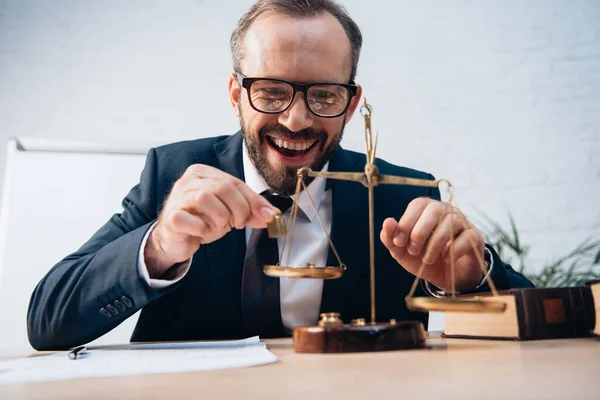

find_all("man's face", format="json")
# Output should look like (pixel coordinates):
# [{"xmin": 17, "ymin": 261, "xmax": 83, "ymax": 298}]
[{"xmin": 229, "ymin": 12, "xmax": 362, "ymax": 194}]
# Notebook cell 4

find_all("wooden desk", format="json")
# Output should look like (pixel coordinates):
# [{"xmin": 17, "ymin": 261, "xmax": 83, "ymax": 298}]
[{"xmin": 1, "ymin": 334, "xmax": 599, "ymax": 399}]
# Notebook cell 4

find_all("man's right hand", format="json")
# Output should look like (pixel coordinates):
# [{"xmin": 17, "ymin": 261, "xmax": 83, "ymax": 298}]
[{"xmin": 144, "ymin": 164, "xmax": 279, "ymax": 278}]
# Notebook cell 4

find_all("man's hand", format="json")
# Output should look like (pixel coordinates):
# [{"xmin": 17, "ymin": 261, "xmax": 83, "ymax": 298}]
[
  {"xmin": 145, "ymin": 164, "xmax": 279, "ymax": 278},
  {"xmin": 379, "ymin": 197, "xmax": 485, "ymax": 293}
]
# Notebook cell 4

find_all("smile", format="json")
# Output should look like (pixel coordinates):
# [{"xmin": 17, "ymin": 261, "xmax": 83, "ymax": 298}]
[{"xmin": 266, "ymin": 135, "xmax": 318, "ymax": 157}]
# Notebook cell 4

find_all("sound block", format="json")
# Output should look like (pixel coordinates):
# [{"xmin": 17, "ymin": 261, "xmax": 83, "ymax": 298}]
[{"xmin": 293, "ymin": 316, "xmax": 426, "ymax": 353}]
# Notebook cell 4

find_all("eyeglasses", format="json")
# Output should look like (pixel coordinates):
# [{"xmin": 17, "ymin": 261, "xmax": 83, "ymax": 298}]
[{"xmin": 236, "ymin": 72, "xmax": 358, "ymax": 118}]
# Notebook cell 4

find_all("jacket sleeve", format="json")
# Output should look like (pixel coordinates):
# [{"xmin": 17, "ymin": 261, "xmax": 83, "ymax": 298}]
[
  {"xmin": 467, "ymin": 245, "xmax": 535, "ymax": 293},
  {"xmin": 27, "ymin": 148, "xmax": 177, "ymax": 350},
  {"xmin": 424, "ymin": 174, "xmax": 534, "ymax": 294}
]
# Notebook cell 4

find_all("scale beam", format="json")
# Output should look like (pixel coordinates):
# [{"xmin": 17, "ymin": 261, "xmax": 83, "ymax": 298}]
[{"xmin": 264, "ymin": 97, "xmax": 506, "ymax": 336}]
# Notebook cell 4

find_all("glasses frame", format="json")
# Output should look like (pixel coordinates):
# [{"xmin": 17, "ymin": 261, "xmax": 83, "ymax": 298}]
[{"xmin": 236, "ymin": 72, "xmax": 358, "ymax": 118}]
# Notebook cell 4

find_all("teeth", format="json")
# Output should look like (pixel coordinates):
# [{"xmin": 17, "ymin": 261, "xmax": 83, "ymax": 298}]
[{"xmin": 271, "ymin": 137, "xmax": 315, "ymax": 151}]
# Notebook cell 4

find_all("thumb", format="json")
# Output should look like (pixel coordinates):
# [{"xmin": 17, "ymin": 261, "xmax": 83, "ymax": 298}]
[{"xmin": 380, "ymin": 217, "xmax": 409, "ymax": 263}]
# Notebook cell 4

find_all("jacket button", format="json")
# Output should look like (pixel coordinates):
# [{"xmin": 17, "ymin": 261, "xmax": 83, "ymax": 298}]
[
  {"xmin": 114, "ymin": 300, "xmax": 126, "ymax": 312},
  {"xmin": 99, "ymin": 308, "xmax": 112, "ymax": 318},
  {"xmin": 106, "ymin": 304, "xmax": 119, "ymax": 315},
  {"xmin": 120, "ymin": 296, "xmax": 133, "ymax": 308}
]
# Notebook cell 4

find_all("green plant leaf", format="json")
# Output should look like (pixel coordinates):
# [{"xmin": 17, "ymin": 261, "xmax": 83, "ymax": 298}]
[{"xmin": 476, "ymin": 211, "xmax": 600, "ymax": 288}]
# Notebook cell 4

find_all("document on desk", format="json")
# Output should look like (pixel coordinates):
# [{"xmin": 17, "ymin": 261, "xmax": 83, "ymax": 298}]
[{"xmin": 0, "ymin": 336, "xmax": 277, "ymax": 386}]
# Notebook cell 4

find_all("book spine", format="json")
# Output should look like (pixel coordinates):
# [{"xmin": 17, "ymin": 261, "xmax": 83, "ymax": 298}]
[
  {"xmin": 572, "ymin": 287, "xmax": 596, "ymax": 337},
  {"xmin": 517, "ymin": 287, "xmax": 594, "ymax": 340}
]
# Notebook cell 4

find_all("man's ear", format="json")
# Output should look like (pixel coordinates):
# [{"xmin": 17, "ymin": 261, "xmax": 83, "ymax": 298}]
[
  {"xmin": 228, "ymin": 73, "xmax": 241, "ymax": 117},
  {"xmin": 343, "ymin": 84, "xmax": 363, "ymax": 124}
]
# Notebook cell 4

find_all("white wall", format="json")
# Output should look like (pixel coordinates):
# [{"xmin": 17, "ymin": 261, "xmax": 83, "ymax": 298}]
[{"xmin": 1, "ymin": 0, "xmax": 599, "ymax": 275}]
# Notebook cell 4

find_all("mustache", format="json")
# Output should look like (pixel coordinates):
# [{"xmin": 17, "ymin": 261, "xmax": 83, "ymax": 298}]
[{"xmin": 259, "ymin": 125, "xmax": 327, "ymax": 142}]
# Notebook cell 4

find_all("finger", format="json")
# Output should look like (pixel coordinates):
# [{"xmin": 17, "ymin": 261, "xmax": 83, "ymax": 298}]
[
  {"xmin": 184, "ymin": 164, "xmax": 243, "ymax": 183},
  {"xmin": 446, "ymin": 227, "xmax": 485, "ymax": 265},
  {"xmin": 236, "ymin": 183, "xmax": 278, "ymax": 228},
  {"xmin": 176, "ymin": 165, "xmax": 240, "ymax": 197},
  {"xmin": 405, "ymin": 200, "xmax": 445, "ymax": 257},
  {"xmin": 381, "ymin": 218, "xmax": 412, "ymax": 264},
  {"xmin": 209, "ymin": 180, "xmax": 252, "ymax": 230},
  {"xmin": 181, "ymin": 164, "xmax": 277, "ymax": 227},
  {"xmin": 440, "ymin": 214, "xmax": 474, "ymax": 259},
  {"xmin": 421, "ymin": 211, "xmax": 466, "ymax": 265},
  {"xmin": 380, "ymin": 218, "xmax": 399, "ymax": 249},
  {"xmin": 395, "ymin": 197, "xmax": 436, "ymax": 248},
  {"xmin": 387, "ymin": 243, "xmax": 408, "ymax": 264},
  {"xmin": 165, "ymin": 209, "xmax": 209, "ymax": 238},
  {"xmin": 183, "ymin": 189, "xmax": 231, "ymax": 232}
]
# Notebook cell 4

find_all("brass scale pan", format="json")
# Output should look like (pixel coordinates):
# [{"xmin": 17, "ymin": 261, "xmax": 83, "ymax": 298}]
[
  {"xmin": 263, "ymin": 215, "xmax": 345, "ymax": 280},
  {"xmin": 265, "ymin": 264, "xmax": 505, "ymax": 313},
  {"xmin": 264, "ymin": 264, "xmax": 344, "ymax": 279}
]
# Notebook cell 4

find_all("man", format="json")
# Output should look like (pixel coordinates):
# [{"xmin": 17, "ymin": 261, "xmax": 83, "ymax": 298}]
[{"xmin": 27, "ymin": 0, "xmax": 533, "ymax": 350}]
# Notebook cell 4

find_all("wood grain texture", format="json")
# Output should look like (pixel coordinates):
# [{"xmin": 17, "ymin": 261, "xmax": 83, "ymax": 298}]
[
  {"xmin": 1, "ymin": 334, "xmax": 599, "ymax": 399},
  {"xmin": 293, "ymin": 322, "xmax": 426, "ymax": 353}
]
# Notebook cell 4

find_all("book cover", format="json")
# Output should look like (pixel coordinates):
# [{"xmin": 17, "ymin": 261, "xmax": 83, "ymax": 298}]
[{"xmin": 443, "ymin": 286, "xmax": 595, "ymax": 340}]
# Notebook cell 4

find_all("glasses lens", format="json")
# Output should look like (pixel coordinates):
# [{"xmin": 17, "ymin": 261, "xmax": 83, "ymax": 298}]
[
  {"xmin": 249, "ymin": 80, "xmax": 293, "ymax": 113},
  {"xmin": 307, "ymin": 85, "xmax": 350, "ymax": 116}
]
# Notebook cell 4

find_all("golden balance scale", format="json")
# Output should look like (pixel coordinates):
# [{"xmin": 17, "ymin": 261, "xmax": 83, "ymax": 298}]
[{"xmin": 264, "ymin": 98, "xmax": 506, "ymax": 353}]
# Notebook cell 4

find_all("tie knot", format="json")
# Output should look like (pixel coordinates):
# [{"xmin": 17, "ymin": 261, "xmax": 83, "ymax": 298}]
[{"xmin": 262, "ymin": 192, "xmax": 294, "ymax": 214}]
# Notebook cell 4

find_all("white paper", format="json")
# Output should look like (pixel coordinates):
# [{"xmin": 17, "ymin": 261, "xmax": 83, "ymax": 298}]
[{"xmin": 0, "ymin": 336, "xmax": 277, "ymax": 385}]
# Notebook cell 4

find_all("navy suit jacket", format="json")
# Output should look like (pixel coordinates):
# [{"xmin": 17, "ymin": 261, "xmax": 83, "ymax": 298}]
[{"xmin": 27, "ymin": 132, "xmax": 533, "ymax": 350}]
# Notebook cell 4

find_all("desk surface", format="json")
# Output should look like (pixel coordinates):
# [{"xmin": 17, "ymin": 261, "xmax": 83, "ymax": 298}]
[{"xmin": 1, "ymin": 334, "xmax": 599, "ymax": 400}]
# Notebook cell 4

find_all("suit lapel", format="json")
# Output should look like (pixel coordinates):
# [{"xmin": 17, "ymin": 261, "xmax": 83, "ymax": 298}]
[
  {"xmin": 205, "ymin": 132, "xmax": 247, "ymax": 323},
  {"xmin": 320, "ymin": 149, "xmax": 370, "ymax": 318},
  {"xmin": 212, "ymin": 131, "xmax": 245, "ymax": 180}
]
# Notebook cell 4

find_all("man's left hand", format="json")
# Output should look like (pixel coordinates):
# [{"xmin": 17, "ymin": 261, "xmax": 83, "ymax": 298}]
[{"xmin": 379, "ymin": 197, "xmax": 485, "ymax": 293}]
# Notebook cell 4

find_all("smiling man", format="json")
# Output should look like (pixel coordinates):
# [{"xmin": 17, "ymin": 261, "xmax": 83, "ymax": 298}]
[
  {"xmin": 27, "ymin": 0, "xmax": 533, "ymax": 350},
  {"xmin": 231, "ymin": 9, "xmax": 359, "ymax": 196}
]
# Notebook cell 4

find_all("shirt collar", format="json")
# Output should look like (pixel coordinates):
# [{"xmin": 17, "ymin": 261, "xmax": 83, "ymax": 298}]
[{"xmin": 242, "ymin": 141, "xmax": 329, "ymax": 222}]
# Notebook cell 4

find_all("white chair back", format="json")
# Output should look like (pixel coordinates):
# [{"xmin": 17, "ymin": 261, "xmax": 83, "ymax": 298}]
[{"xmin": 0, "ymin": 138, "xmax": 151, "ymax": 349}]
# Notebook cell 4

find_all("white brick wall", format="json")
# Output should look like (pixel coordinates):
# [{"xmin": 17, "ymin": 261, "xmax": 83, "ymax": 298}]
[{"xmin": 1, "ymin": 0, "xmax": 599, "ymax": 275}]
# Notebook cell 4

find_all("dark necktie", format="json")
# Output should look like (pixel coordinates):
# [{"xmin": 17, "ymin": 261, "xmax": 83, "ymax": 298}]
[{"xmin": 240, "ymin": 192, "xmax": 293, "ymax": 338}]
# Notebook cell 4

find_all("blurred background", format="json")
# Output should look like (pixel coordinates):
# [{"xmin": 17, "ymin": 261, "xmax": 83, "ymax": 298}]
[{"xmin": 0, "ymin": 0, "xmax": 599, "ymax": 345}]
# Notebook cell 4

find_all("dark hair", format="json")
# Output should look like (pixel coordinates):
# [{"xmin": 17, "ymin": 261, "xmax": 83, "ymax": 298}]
[{"xmin": 230, "ymin": 0, "xmax": 363, "ymax": 81}]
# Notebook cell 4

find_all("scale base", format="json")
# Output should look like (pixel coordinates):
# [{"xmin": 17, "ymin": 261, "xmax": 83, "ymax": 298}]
[{"xmin": 293, "ymin": 314, "xmax": 426, "ymax": 353}]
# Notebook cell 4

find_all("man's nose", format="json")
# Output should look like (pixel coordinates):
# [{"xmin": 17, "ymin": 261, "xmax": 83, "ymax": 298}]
[{"xmin": 278, "ymin": 94, "xmax": 314, "ymax": 132}]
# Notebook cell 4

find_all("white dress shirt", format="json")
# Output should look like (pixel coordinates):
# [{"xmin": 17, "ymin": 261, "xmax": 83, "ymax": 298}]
[
  {"xmin": 137, "ymin": 142, "xmax": 493, "ymax": 330},
  {"xmin": 241, "ymin": 144, "xmax": 331, "ymax": 330}
]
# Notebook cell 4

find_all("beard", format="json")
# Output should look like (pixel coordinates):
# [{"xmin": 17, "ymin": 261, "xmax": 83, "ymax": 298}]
[{"xmin": 240, "ymin": 112, "xmax": 345, "ymax": 195}]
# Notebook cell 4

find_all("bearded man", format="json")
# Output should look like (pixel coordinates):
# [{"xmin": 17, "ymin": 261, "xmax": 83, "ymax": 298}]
[{"xmin": 27, "ymin": 0, "xmax": 533, "ymax": 350}]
